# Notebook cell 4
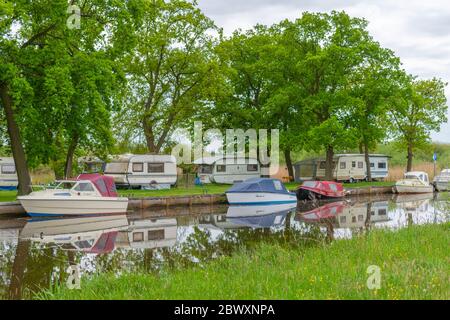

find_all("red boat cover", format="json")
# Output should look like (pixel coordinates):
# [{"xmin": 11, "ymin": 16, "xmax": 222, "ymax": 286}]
[
  {"xmin": 299, "ymin": 181, "xmax": 344, "ymax": 197},
  {"xmin": 77, "ymin": 173, "xmax": 118, "ymax": 197},
  {"xmin": 85, "ymin": 231, "xmax": 118, "ymax": 254}
]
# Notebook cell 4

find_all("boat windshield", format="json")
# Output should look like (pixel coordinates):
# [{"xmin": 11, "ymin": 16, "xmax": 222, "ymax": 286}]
[
  {"xmin": 54, "ymin": 181, "xmax": 77, "ymax": 189},
  {"xmin": 404, "ymin": 175, "xmax": 419, "ymax": 180}
]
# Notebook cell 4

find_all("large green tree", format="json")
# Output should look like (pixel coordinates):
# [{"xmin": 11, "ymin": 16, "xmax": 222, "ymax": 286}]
[
  {"xmin": 116, "ymin": 0, "xmax": 218, "ymax": 154},
  {"xmin": 389, "ymin": 77, "xmax": 448, "ymax": 172}
]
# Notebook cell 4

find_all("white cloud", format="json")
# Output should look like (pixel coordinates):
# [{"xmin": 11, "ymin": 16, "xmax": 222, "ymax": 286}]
[{"xmin": 198, "ymin": 0, "xmax": 450, "ymax": 142}]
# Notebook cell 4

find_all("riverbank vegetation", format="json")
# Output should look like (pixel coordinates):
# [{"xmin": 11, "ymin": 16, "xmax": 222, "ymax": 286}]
[
  {"xmin": 40, "ymin": 222, "xmax": 449, "ymax": 300},
  {"xmin": 0, "ymin": 1, "xmax": 448, "ymax": 195}
]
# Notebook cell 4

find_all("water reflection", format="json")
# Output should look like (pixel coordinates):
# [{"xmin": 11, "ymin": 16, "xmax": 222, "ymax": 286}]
[{"xmin": 0, "ymin": 193, "xmax": 448, "ymax": 299}]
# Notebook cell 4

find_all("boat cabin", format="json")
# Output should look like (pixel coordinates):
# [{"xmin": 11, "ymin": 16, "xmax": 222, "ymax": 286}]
[
  {"xmin": 404, "ymin": 171, "xmax": 429, "ymax": 183},
  {"xmin": 194, "ymin": 156, "xmax": 261, "ymax": 184},
  {"xmin": 0, "ymin": 157, "xmax": 18, "ymax": 191},
  {"xmin": 49, "ymin": 174, "xmax": 118, "ymax": 198},
  {"xmin": 104, "ymin": 154, "xmax": 177, "ymax": 188}
]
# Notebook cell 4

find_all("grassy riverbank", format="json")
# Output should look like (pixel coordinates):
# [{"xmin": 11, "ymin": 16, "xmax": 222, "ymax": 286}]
[
  {"xmin": 0, "ymin": 181, "xmax": 394, "ymax": 202},
  {"xmin": 41, "ymin": 222, "xmax": 449, "ymax": 300}
]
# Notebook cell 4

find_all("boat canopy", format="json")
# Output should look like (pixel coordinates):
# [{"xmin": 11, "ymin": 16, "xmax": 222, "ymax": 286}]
[
  {"xmin": 77, "ymin": 173, "xmax": 118, "ymax": 197},
  {"xmin": 226, "ymin": 178, "xmax": 289, "ymax": 194}
]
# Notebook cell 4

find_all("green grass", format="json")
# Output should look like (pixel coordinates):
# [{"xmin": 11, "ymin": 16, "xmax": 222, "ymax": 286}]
[
  {"xmin": 0, "ymin": 190, "xmax": 18, "ymax": 202},
  {"xmin": 41, "ymin": 223, "xmax": 450, "ymax": 300},
  {"xmin": 343, "ymin": 181, "xmax": 394, "ymax": 188}
]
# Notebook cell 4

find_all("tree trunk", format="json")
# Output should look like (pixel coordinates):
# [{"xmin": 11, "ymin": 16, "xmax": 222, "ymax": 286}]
[
  {"xmin": 8, "ymin": 239, "xmax": 30, "ymax": 300},
  {"xmin": 364, "ymin": 142, "xmax": 372, "ymax": 182},
  {"xmin": 0, "ymin": 83, "xmax": 32, "ymax": 195},
  {"xmin": 64, "ymin": 134, "xmax": 79, "ymax": 179},
  {"xmin": 325, "ymin": 145, "xmax": 334, "ymax": 181},
  {"xmin": 359, "ymin": 141, "xmax": 364, "ymax": 154},
  {"xmin": 284, "ymin": 148, "xmax": 294, "ymax": 181},
  {"xmin": 407, "ymin": 143, "xmax": 413, "ymax": 172},
  {"xmin": 143, "ymin": 119, "xmax": 158, "ymax": 154}
]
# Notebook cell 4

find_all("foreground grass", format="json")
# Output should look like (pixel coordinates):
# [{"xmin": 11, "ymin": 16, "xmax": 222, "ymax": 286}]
[{"xmin": 41, "ymin": 223, "xmax": 449, "ymax": 300}]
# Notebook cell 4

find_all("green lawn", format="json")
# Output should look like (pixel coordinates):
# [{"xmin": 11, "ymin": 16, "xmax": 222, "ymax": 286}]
[
  {"xmin": 0, "ymin": 181, "xmax": 394, "ymax": 202},
  {"xmin": 40, "ymin": 223, "xmax": 449, "ymax": 300}
]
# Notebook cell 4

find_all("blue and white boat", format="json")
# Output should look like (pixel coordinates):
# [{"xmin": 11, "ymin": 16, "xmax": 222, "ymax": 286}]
[{"xmin": 225, "ymin": 178, "xmax": 297, "ymax": 205}]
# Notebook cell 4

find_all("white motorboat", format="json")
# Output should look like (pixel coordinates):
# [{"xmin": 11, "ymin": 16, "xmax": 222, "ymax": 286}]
[
  {"xmin": 18, "ymin": 174, "xmax": 129, "ymax": 217},
  {"xmin": 433, "ymin": 169, "xmax": 450, "ymax": 192},
  {"xmin": 394, "ymin": 171, "xmax": 434, "ymax": 194},
  {"xmin": 225, "ymin": 178, "xmax": 297, "ymax": 205}
]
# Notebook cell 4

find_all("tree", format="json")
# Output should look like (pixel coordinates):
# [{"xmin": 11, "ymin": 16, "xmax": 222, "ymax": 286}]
[
  {"xmin": 117, "ymin": 0, "xmax": 218, "ymax": 154},
  {"xmin": 349, "ymin": 44, "xmax": 401, "ymax": 181},
  {"xmin": 282, "ymin": 12, "xmax": 373, "ymax": 180},
  {"xmin": 389, "ymin": 77, "xmax": 448, "ymax": 172},
  {"xmin": 0, "ymin": 0, "xmax": 130, "ymax": 186}
]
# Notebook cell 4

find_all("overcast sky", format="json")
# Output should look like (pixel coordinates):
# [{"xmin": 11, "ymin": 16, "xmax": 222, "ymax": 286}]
[{"xmin": 197, "ymin": 0, "xmax": 450, "ymax": 143}]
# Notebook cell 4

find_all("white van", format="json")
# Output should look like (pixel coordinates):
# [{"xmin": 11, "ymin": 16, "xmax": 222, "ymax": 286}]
[
  {"xmin": 0, "ymin": 157, "xmax": 18, "ymax": 191},
  {"xmin": 194, "ymin": 156, "xmax": 261, "ymax": 184},
  {"xmin": 104, "ymin": 154, "xmax": 177, "ymax": 188}
]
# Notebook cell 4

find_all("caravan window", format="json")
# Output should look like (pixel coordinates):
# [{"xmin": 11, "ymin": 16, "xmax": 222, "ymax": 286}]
[
  {"xmin": 358, "ymin": 162, "xmax": 364, "ymax": 169},
  {"xmin": 378, "ymin": 162, "xmax": 387, "ymax": 169},
  {"xmin": 1, "ymin": 165, "xmax": 16, "ymax": 174},
  {"xmin": 199, "ymin": 165, "xmax": 212, "ymax": 174},
  {"xmin": 148, "ymin": 163, "xmax": 164, "ymax": 173},
  {"xmin": 133, "ymin": 232, "xmax": 144, "ymax": 242},
  {"xmin": 247, "ymin": 164, "xmax": 258, "ymax": 172},
  {"xmin": 105, "ymin": 162, "xmax": 128, "ymax": 174},
  {"xmin": 319, "ymin": 161, "xmax": 326, "ymax": 170},
  {"xmin": 370, "ymin": 162, "xmax": 375, "ymax": 168},
  {"xmin": 340, "ymin": 162, "xmax": 346, "ymax": 169},
  {"xmin": 132, "ymin": 162, "xmax": 144, "ymax": 172},
  {"xmin": 352, "ymin": 161, "xmax": 356, "ymax": 168},
  {"xmin": 216, "ymin": 165, "xmax": 226, "ymax": 172},
  {"xmin": 148, "ymin": 230, "xmax": 165, "ymax": 240}
]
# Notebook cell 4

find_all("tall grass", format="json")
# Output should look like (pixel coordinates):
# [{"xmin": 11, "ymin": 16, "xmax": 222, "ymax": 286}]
[
  {"xmin": 40, "ymin": 223, "xmax": 449, "ymax": 300},
  {"xmin": 387, "ymin": 163, "xmax": 441, "ymax": 181}
]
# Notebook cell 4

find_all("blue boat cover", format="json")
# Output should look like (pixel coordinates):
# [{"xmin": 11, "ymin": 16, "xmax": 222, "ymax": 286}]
[{"xmin": 226, "ymin": 178, "xmax": 290, "ymax": 194}]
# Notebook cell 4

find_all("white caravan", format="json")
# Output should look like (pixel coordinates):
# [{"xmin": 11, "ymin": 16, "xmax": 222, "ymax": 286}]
[
  {"xmin": 194, "ymin": 156, "xmax": 261, "ymax": 184},
  {"xmin": 104, "ymin": 154, "xmax": 177, "ymax": 188},
  {"xmin": 0, "ymin": 157, "xmax": 18, "ymax": 191}
]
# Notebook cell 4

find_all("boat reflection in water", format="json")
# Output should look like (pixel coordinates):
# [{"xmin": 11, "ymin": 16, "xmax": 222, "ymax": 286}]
[
  {"xmin": 20, "ymin": 215, "xmax": 129, "ymax": 253},
  {"xmin": 226, "ymin": 203, "xmax": 297, "ymax": 229},
  {"xmin": 296, "ymin": 192, "xmax": 442, "ymax": 239}
]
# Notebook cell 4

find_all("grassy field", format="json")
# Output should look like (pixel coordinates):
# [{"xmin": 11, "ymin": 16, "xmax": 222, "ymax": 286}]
[
  {"xmin": 0, "ymin": 181, "xmax": 394, "ymax": 202},
  {"xmin": 40, "ymin": 223, "xmax": 449, "ymax": 300}
]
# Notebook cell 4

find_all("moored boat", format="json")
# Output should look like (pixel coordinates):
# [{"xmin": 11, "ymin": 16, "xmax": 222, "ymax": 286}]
[
  {"xmin": 18, "ymin": 174, "xmax": 129, "ymax": 217},
  {"xmin": 225, "ymin": 178, "xmax": 297, "ymax": 205},
  {"xmin": 394, "ymin": 171, "xmax": 434, "ymax": 194},
  {"xmin": 433, "ymin": 169, "xmax": 450, "ymax": 191},
  {"xmin": 296, "ymin": 181, "xmax": 345, "ymax": 200}
]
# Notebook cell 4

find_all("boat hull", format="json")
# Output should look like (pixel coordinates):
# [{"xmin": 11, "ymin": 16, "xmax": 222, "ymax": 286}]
[
  {"xmin": 394, "ymin": 185, "xmax": 434, "ymax": 194},
  {"xmin": 225, "ymin": 192, "xmax": 297, "ymax": 205},
  {"xmin": 434, "ymin": 181, "xmax": 450, "ymax": 192},
  {"xmin": 18, "ymin": 197, "xmax": 129, "ymax": 216}
]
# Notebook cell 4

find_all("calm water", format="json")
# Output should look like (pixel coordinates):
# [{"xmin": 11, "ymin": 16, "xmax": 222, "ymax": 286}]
[{"xmin": 0, "ymin": 193, "xmax": 449, "ymax": 299}]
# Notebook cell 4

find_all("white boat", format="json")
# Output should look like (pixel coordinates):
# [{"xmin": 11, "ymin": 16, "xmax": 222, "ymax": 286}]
[
  {"xmin": 394, "ymin": 171, "xmax": 434, "ymax": 194},
  {"xmin": 18, "ymin": 174, "xmax": 129, "ymax": 217},
  {"xmin": 433, "ymin": 169, "xmax": 450, "ymax": 191},
  {"xmin": 225, "ymin": 178, "xmax": 297, "ymax": 205}
]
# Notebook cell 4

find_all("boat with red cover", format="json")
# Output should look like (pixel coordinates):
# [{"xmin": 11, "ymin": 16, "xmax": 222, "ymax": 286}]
[{"xmin": 296, "ymin": 181, "xmax": 345, "ymax": 200}]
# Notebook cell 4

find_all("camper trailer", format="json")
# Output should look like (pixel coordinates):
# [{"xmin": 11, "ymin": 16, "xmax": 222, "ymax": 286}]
[
  {"xmin": 194, "ymin": 156, "xmax": 261, "ymax": 184},
  {"xmin": 104, "ymin": 154, "xmax": 177, "ymax": 188},
  {"xmin": 294, "ymin": 154, "xmax": 389, "ymax": 182},
  {"xmin": 0, "ymin": 157, "xmax": 18, "ymax": 191}
]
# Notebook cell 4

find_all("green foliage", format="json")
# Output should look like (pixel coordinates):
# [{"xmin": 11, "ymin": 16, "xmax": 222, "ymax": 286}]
[{"xmin": 41, "ymin": 223, "xmax": 449, "ymax": 300}]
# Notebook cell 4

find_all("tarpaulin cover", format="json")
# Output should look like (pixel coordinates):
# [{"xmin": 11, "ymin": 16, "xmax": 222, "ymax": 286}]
[
  {"xmin": 226, "ymin": 178, "xmax": 289, "ymax": 194},
  {"xmin": 77, "ymin": 173, "xmax": 118, "ymax": 197}
]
